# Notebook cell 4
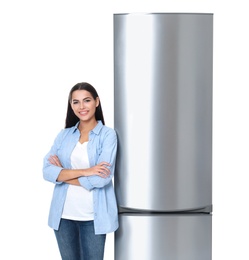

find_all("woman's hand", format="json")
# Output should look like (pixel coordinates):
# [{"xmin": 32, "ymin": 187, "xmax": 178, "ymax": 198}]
[
  {"xmin": 49, "ymin": 155, "xmax": 63, "ymax": 167},
  {"xmin": 84, "ymin": 162, "xmax": 111, "ymax": 178}
]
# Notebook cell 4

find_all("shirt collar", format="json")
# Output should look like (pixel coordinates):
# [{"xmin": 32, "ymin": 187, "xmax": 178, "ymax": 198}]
[
  {"xmin": 91, "ymin": 120, "xmax": 103, "ymax": 135},
  {"xmin": 73, "ymin": 120, "xmax": 103, "ymax": 135}
]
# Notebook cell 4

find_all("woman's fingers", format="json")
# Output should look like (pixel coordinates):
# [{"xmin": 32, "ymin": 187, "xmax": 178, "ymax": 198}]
[
  {"xmin": 49, "ymin": 155, "xmax": 62, "ymax": 167},
  {"xmin": 95, "ymin": 162, "xmax": 111, "ymax": 177}
]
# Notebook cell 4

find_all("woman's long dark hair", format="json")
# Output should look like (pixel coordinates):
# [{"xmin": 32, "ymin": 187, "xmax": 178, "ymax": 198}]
[{"xmin": 65, "ymin": 82, "xmax": 105, "ymax": 128}]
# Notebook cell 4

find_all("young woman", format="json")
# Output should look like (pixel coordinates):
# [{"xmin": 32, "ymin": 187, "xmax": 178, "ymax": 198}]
[{"xmin": 43, "ymin": 82, "xmax": 118, "ymax": 260}]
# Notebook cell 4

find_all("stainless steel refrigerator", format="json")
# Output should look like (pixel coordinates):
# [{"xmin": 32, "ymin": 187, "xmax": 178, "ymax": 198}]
[{"xmin": 114, "ymin": 13, "xmax": 213, "ymax": 260}]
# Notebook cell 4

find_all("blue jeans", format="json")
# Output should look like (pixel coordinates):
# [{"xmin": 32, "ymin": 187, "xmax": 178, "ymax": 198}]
[{"xmin": 54, "ymin": 219, "xmax": 106, "ymax": 260}]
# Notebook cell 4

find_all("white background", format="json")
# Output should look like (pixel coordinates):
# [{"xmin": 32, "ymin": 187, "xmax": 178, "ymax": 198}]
[{"xmin": 0, "ymin": 0, "xmax": 248, "ymax": 259}]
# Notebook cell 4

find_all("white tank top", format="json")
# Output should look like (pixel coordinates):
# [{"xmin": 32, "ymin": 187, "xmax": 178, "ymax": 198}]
[{"xmin": 62, "ymin": 141, "xmax": 94, "ymax": 220}]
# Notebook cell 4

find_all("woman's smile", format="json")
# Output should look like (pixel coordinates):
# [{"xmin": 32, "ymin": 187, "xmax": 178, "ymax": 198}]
[{"xmin": 79, "ymin": 110, "xmax": 89, "ymax": 116}]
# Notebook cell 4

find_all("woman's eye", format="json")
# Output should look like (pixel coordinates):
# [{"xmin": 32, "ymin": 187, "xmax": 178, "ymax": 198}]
[
  {"xmin": 85, "ymin": 99, "xmax": 91, "ymax": 102},
  {"xmin": 72, "ymin": 101, "xmax": 78, "ymax": 104}
]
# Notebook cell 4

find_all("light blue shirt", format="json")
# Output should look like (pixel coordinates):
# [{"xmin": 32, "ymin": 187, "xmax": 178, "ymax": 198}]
[{"xmin": 43, "ymin": 121, "xmax": 119, "ymax": 234}]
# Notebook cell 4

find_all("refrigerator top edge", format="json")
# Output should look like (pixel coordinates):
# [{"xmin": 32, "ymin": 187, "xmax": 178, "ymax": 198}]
[{"xmin": 113, "ymin": 12, "xmax": 213, "ymax": 16}]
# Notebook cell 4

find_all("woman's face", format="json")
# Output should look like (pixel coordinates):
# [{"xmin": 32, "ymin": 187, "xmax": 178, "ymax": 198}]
[{"xmin": 71, "ymin": 90, "xmax": 99, "ymax": 123}]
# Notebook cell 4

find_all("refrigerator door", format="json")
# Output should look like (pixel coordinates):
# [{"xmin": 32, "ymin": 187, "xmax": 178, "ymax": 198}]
[
  {"xmin": 115, "ymin": 213, "xmax": 212, "ymax": 260},
  {"xmin": 114, "ymin": 13, "xmax": 213, "ymax": 212}
]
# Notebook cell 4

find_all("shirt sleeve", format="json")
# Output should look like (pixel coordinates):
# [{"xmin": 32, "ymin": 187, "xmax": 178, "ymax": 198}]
[
  {"xmin": 42, "ymin": 129, "xmax": 64, "ymax": 184},
  {"xmin": 78, "ymin": 128, "xmax": 117, "ymax": 190}
]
